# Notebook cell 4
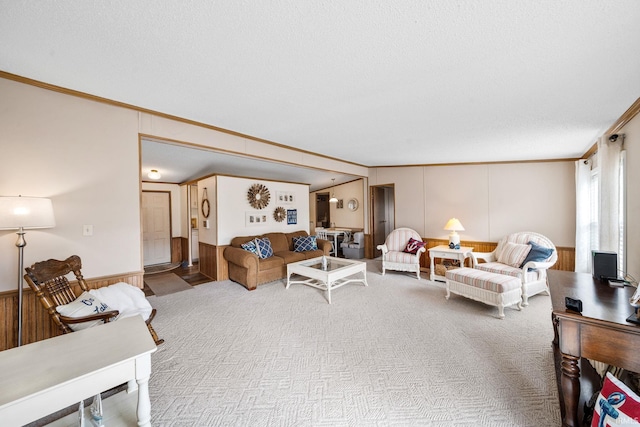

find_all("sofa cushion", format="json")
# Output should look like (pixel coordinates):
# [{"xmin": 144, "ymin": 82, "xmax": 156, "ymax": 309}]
[
  {"xmin": 403, "ymin": 237, "xmax": 425, "ymax": 254},
  {"xmin": 274, "ymin": 251, "xmax": 306, "ymax": 264},
  {"xmin": 258, "ymin": 255, "xmax": 285, "ymax": 270},
  {"xmin": 301, "ymin": 249, "xmax": 325, "ymax": 259},
  {"xmin": 255, "ymin": 237, "xmax": 274, "ymax": 259},
  {"xmin": 263, "ymin": 232, "xmax": 289, "ymax": 253},
  {"xmin": 293, "ymin": 235, "xmax": 317, "ymax": 252},
  {"xmin": 497, "ymin": 242, "xmax": 531, "ymax": 267}
]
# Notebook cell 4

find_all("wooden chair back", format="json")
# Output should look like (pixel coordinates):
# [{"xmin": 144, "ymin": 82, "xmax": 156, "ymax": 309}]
[{"xmin": 24, "ymin": 255, "xmax": 90, "ymax": 334}]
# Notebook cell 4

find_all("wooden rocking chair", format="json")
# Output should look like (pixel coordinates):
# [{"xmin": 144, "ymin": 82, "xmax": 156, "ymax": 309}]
[{"xmin": 24, "ymin": 255, "xmax": 164, "ymax": 345}]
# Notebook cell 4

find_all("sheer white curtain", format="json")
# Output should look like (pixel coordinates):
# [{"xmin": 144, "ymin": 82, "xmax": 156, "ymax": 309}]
[
  {"xmin": 598, "ymin": 136, "xmax": 623, "ymax": 253},
  {"xmin": 575, "ymin": 159, "xmax": 591, "ymax": 273}
]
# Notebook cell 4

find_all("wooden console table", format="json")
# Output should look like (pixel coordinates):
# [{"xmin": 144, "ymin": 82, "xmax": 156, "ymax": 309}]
[
  {"xmin": 548, "ymin": 270, "xmax": 640, "ymax": 427},
  {"xmin": 0, "ymin": 315, "xmax": 157, "ymax": 427}
]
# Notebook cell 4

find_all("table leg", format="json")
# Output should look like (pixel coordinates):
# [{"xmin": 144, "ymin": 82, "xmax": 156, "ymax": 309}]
[
  {"xmin": 136, "ymin": 374, "xmax": 151, "ymax": 427},
  {"xmin": 326, "ymin": 281, "xmax": 332, "ymax": 304},
  {"xmin": 430, "ymin": 255, "xmax": 435, "ymax": 281},
  {"xmin": 560, "ymin": 353, "xmax": 581, "ymax": 427}
]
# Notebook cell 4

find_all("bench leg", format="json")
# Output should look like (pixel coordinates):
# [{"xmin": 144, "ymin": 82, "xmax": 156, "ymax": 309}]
[{"xmin": 497, "ymin": 304, "xmax": 505, "ymax": 319}]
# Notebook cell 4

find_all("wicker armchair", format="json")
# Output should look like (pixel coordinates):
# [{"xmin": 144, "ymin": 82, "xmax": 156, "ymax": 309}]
[
  {"xmin": 376, "ymin": 227, "xmax": 426, "ymax": 279},
  {"xmin": 471, "ymin": 231, "xmax": 557, "ymax": 306},
  {"xmin": 24, "ymin": 255, "xmax": 163, "ymax": 345}
]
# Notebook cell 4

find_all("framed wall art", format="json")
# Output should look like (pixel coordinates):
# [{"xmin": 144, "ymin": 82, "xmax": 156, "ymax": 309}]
[
  {"xmin": 286, "ymin": 209, "xmax": 297, "ymax": 225},
  {"xmin": 277, "ymin": 191, "xmax": 295, "ymax": 204},
  {"xmin": 246, "ymin": 212, "xmax": 268, "ymax": 226}
]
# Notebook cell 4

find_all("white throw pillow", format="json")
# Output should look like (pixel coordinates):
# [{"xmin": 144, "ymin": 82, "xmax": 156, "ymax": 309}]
[
  {"xmin": 55, "ymin": 291, "xmax": 112, "ymax": 331},
  {"xmin": 497, "ymin": 242, "xmax": 532, "ymax": 268}
]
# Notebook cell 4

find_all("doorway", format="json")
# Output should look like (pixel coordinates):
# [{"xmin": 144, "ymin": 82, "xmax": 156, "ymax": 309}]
[
  {"xmin": 142, "ymin": 191, "xmax": 172, "ymax": 266},
  {"xmin": 370, "ymin": 185, "xmax": 395, "ymax": 257},
  {"xmin": 316, "ymin": 193, "xmax": 330, "ymax": 227}
]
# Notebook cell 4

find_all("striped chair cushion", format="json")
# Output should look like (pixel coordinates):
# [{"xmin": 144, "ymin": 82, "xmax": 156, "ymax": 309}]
[
  {"xmin": 475, "ymin": 262, "xmax": 540, "ymax": 282},
  {"xmin": 386, "ymin": 251, "xmax": 419, "ymax": 264},
  {"xmin": 497, "ymin": 242, "xmax": 531, "ymax": 267},
  {"xmin": 446, "ymin": 268, "xmax": 521, "ymax": 293}
]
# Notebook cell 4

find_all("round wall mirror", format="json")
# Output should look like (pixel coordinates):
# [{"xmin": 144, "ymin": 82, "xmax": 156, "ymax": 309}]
[{"xmin": 347, "ymin": 198, "xmax": 359, "ymax": 211}]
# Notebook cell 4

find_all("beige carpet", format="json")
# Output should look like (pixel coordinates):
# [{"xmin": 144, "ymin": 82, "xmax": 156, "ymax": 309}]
[
  {"xmin": 144, "ymin": 273, "xmax": 193, "ymax": 296},
  {"xmin": 146, "ymin": 260, "xmax": 560, "ymax": 426}
]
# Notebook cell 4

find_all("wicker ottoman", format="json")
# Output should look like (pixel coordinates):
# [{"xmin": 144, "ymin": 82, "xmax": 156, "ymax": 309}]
[{"xmin": 445, "ymin": 267, "xmax": 522, "ymax": 319}]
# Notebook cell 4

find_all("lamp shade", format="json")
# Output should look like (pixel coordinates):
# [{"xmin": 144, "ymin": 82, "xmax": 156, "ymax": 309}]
[
  {"xmin": 443, "ymin": 218, "xmax": 465, "ymax": 232},
  {"xmin": 0, "ymin": 196, "xmax": 56, "ymax": 230},
  {"xmin": 329, "ymin": 178, "xmax": 338, "ymax": 203},
  {"xmin": 148, "ymin": 169, "xmax": 161, "ymax": 180}
]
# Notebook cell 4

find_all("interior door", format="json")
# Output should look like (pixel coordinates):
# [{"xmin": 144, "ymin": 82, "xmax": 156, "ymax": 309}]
[
  {"xmin": 372, "ymin": 186, "xmax": 389, "ymax": 256},
  {"xmin": 142, "ymin": 191, "xmax": 171, "ymax": 266}
]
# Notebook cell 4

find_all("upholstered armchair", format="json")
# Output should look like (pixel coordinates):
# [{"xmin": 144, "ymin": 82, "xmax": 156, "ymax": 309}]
[
  {"xmin": 377, "ymin": 228, "xmax": 426, "ymax": 279},
  {"xmin": 471, "ymin": 231, "xmax": 557, "ymax": 306}
]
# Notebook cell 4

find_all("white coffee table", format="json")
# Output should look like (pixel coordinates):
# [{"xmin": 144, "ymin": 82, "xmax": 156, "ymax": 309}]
[{"xmin": 286, "ymin": 256, "xmax": 368, "ymax": 303}]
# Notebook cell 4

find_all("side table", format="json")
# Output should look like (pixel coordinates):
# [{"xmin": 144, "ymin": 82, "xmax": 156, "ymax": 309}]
[{"xmin": 428, "ymin": 245, "xmax": 474, "ymax": 282}]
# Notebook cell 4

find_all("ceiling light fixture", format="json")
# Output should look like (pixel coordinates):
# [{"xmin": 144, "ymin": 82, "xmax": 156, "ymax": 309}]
[
  {"xmin": 147, "ymin": 169, "xmax": 161, "ymax": 180},
  {"xmin": 329, "ymin": 179, "xmax": 338, "ymax": 203}
]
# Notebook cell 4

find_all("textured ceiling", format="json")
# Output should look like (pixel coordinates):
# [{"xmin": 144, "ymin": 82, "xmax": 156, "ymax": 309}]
[{"xmin": 2, "ymin": 1, "xmax": 640, "ymax": 173}]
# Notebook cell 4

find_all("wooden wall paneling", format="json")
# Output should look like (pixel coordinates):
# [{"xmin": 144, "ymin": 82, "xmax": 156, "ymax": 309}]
[
  {"xmin": 364, "ymin": 234, "xmax": 373, "ymax": 259},
  {"xmin": 216, "ymin": 245, "xmax": 229, "ymax": 281},
  {"xmin": 198, "ymin": 241, "xmax": 217, "ymax": 280},
  {"xmin": 180, "ymin": 237, "xmax": 189, "ymax": 263},
  {"xmin": 172, "ymin": 237, "xmax": 183, "ymax": 263}
]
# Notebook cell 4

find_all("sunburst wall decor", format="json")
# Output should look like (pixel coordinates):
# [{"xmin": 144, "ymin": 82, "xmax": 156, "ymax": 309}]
[
  {"xmin": 247, "ymin": 183, "xmax": 270, "ymax": 209},
  {"xmin": 273, "ymin": 206, "xmax": 286, "ymax": 222}
]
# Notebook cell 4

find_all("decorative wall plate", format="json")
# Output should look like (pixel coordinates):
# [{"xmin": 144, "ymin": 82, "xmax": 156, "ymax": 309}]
[
  {"xmin": 247, "ymin": 183, "xmax": 270, "ymax": 209},
  {"xmin": 201, "ymin": 187, "xmax": 210, "ymax": 218},
  {"xmin": 273, "ymin": 206, "xmax": 286, "ymax": 222}
]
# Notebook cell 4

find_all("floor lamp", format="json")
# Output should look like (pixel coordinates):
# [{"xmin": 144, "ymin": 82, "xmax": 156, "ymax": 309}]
[{"xmin": 0, "ymin": 196, "xmax": 55, "ymax": 347}]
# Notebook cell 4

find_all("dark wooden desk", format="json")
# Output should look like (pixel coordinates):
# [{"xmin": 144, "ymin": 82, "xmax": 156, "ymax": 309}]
[{"xmin": 548, "ymin": 270, "xmax": 640, "ymax": 427}]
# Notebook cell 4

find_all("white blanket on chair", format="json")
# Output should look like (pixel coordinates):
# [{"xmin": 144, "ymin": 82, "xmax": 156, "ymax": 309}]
[{"xmin": 89, "ymin": 282, "xmax": 153, "ymax": 321}]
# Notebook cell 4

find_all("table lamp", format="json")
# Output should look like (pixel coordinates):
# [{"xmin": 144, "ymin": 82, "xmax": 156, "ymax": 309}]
[
  {"xmin": 444, "ymin": 218, "xmax": 464, "ymax": 249},
  {"xmin": 0, "ymin": 196, "xmax": 55, "ymax": 346}
]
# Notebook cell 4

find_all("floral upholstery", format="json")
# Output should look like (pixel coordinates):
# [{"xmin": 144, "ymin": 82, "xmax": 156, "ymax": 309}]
[{"xmin": 377, "ymin": 227, "xmax": 425, "ymax": 279}]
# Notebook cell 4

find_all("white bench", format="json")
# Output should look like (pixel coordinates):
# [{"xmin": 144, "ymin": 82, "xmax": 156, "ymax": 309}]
[{"xmin": 445, "ymin": 267, "xmax": 522, "ymax": 319}]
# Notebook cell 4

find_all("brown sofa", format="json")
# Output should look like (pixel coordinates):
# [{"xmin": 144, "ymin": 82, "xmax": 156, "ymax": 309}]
[{"xmin": 224, "ymin": 230, "xmax": 331, "ymax": 290}]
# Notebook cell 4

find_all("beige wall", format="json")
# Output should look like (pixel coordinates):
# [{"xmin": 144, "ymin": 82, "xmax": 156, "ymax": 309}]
[
  {"xmin": 0, "ymin": 78, "xmax": 141, "ymax": 292},
  {"xmin": 620, "ymin": 112, "xmax": 640, "ymax": 281},
  {"xmin": 369, "ymin": 161, "xmax": 576, "ymax": 247}
]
